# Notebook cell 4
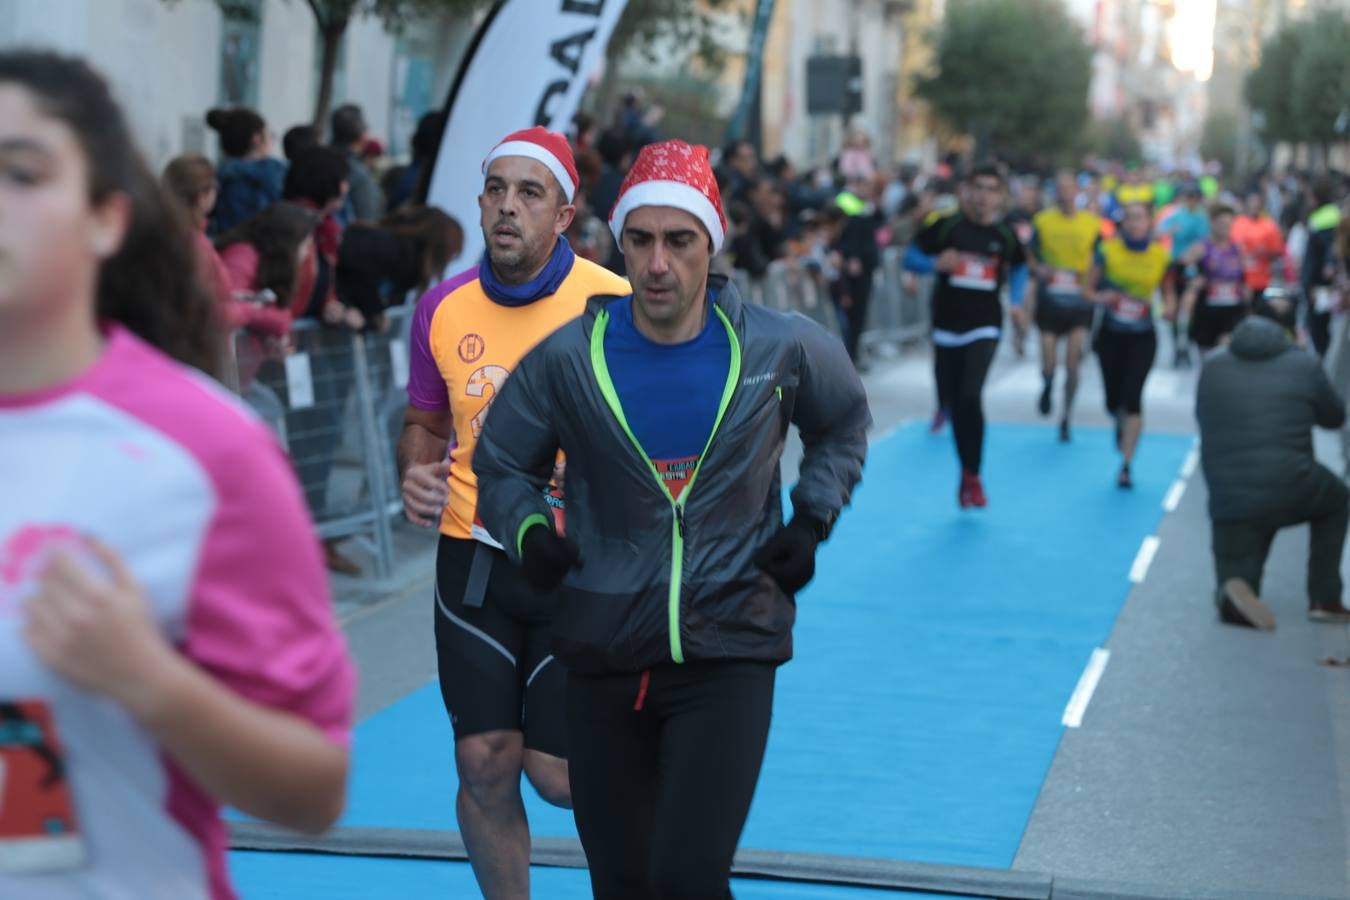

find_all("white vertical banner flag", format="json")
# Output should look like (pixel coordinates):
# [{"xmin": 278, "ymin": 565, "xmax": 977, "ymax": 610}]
[{"xmin": 424, "ymin": 0, "xmax": 630, "ymax": 268}]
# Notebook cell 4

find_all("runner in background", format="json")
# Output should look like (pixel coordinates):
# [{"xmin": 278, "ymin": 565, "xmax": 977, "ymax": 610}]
[
  {"xmin": 1087, "ymin": 202, "xmax": 1172, "ymax": 489},
  {"xmin": 1004, "ymin": 177, "xmax": 1041, "ymax": 359},
  {"xmin": 1158, "ymin": 185, "xmax": 1210, "ymax": 368},
  {"xmin": 1300, "ymin": 177, "xmax": 1343, "ymax": 358},
  {"xmin": 1232, "ymin": 190, "xmax": 1286, "ymax": 303},
  {"xmin": 397, "ymin": 127, "xmax": 628, "ymax": 900},
  {"xmin": 1182, "ymin": 204, "xmax": 1248, "ymax": 353},
  {"xmin": 1029, "ymin": 171, "xmax": 1101, "ymax": 442},
  {"xmin": 1115, "ymin": 168, "xmax": 1154, "ymax": 213},
  {"xmin": 1082, "ymin": 174, "xmax": 1118, "ymax": 239},
  {"xmin": 906, "ymin": 165, "xmax": 1028, "ymax": 508},
  {"xmin": 0, "ymin": 51, "xmax": 353, "ymax": 900}
]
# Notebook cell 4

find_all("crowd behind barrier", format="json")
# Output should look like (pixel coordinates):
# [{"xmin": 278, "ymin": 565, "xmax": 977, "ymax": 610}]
[
  {"xmin": 221, "ymin": 308, "xmax": 417, "ymax": 582},
  {"xmin": 220, "ymin": 262, "xmax": 932, "ymax": 584}
]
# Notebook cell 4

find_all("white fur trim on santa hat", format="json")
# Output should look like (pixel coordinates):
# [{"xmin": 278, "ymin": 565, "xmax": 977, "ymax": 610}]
[
  {"xmin": 609, "ymin": 181, "xmax": 725, "ymax": 254},
  {"xmin": 482, "ymin": 140, "xmax": 576, "ymax": 201}
]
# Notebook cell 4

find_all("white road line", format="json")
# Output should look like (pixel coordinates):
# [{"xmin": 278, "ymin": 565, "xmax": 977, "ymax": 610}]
[
  {"xmin": 1162, "ymin": 479, "xmax": 1186, "ymax": 512},
  {"xmin": 1181, "ymin": 446, "xmax": 1199, "ymax": 479},
  {"xmin": 1062, "ymin": 648, "xmax": 1111, "ymax": 728},
  {"xmin": 1130, "ymin": 535, "xmax": 1161, "ymax": 584}
]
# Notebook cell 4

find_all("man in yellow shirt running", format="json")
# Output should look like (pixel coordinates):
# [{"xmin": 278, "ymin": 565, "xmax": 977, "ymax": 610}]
[
  {"xmin": 1029, "ymin": 171, "xmax": 1102, "ymax": 442},
  {"xmin": 397, "ymin": 126, "xmax": 628, "ymax": 899}
]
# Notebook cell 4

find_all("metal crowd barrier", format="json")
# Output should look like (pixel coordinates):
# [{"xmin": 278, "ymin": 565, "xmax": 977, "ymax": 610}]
[
  {"xmin": 222, "ymin": 307, "xmax": 415, "ymax": 582},
  {"xmin": 734, "ymin": 245, "xmax": 932, "ymax": 355}
]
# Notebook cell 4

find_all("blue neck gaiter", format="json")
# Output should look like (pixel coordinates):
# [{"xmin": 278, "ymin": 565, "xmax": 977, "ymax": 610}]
[
  {"xmin": 1122, "ymin": 232, "xmax": 1152, "ymax": 253},
  {"xmin": 479, "ymin": 236, "xmax": 576, "ymax": 307}
]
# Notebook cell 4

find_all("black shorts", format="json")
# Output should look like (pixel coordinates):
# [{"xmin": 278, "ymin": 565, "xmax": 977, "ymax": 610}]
[
  {"xmin": 1095, "ymin": 327, "xmax": 1156, "ymax": 416},
  {"xmin": 434, "ymin": 536, "xmax": 567, "ymax": 758},
  {"xmin": 1035, "ymin": 297, "xmax": 1094, "ymax": 335},
  {"xmin": 1190, "ymin": 303, "xmax": 1247, "ymax": 349},
  {"xmin": 1164, "ymin": 260, "xmax": 1189, "ymax": 293}
]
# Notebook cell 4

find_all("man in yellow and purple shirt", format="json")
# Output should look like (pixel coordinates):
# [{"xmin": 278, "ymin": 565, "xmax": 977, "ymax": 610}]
[{"xmin": 396, "ymin": 126, "xmax": 627, "ymax": 898}]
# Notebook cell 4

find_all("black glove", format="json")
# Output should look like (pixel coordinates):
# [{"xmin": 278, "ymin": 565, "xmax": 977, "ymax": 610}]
[
  {"xmin": 520, "ymin": 523, "xmax": 582, "ymax": 592},
  {"xmin": 753, "ymin": 515, "xmax": 824, "ymax": 595}
]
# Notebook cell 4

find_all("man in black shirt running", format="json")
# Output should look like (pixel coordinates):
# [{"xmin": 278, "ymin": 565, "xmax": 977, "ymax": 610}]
[{"xmin": 905, "ymin": 165, "xmax": 1028, "ymax": 508}]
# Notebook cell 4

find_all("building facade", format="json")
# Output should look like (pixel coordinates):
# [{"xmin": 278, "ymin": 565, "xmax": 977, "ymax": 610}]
[
  {"xmin": 759, "ymin": 0, "xmax": 910, "ymax": 169},
  {"xmin": 0, "ymin": 0, "xmax": 478, "ymax": 169}
]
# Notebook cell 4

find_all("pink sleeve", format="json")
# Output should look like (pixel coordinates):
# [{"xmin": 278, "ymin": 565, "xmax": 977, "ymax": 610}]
[
  {"xmin": 408, "ymin": 266, "xmax": 478, "ymax": 411},
  {"xmin": 218, "ymin": 242, "xmax": 260, "ymax": 294},
  {"xmin": 184, "ymin": 427, "xmax": 355, "ymax": 746}
]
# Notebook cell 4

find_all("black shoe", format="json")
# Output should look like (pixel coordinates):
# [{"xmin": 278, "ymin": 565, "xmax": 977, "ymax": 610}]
[
  {"xmin": 1059, "ymin": 420, "xmax": 1071, "ymax": 443},
  {"xmin": 1219, "ymin": 595, "xmax": 1258, "ymax": 628},
  {"xmin": 1117, "ymin": 465, "xmax": 1133, "ymax": 489},
  {"xmin": 1221, "ymin": 578, "xmax": 1277, "ymax": 630},
  {"xmin": 1038, "ymin": 382, "xmax": 1052, "ymax": 416},
  {"xmin": 1308, "ymin": 604, "xmax": 1350, "ymax": 623},
  {"xmin": 1174, "ymin": 346, "xmax": 1192, "ymax": 370}
]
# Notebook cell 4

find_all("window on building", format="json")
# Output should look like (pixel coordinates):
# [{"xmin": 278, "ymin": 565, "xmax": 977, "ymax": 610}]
[
  {"xmin": 218, "ymin": 0, "xmax": 263, "ymax": 108},
  {"xmin": 391, "ymin": 33, "xmax": 438, "ymax": 159}
]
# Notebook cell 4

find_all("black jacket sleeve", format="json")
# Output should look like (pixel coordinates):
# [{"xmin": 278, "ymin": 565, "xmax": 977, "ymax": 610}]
[
  {"xmin": 788, "ymin": 318, "xmax": 872, "ymax": 535},
  {"xmin": 472, "ymin": 338, "xmax": 564, "ymax": 561}
]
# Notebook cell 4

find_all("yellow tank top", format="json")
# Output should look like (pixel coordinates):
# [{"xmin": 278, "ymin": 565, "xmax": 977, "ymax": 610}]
[{"xmin": 425, "ymin": 257, "xmax": 630, "ymax": 542}]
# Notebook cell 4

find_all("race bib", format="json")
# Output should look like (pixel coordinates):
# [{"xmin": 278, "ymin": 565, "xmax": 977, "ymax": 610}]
[
  {"xmin": 949, "ymin": 253, "xmax": 998, "ymax": 292},
  {"xmin": 0, "ymin": 700, "xmax": 86, "ymax": 874},
  {"xmin": 1206, "ymin": 281, "xmax": 1242, "ymax": 306},
  {"xmin": 1047, "ymin": 269, "xmax": 1082, "ymax": 296},
  {"xmin": 1108, "ymin": 292, "xmax": 1150, "ymax": 323},
  {"xmin": 655, "ymin": 456, "xmax": 699, "ymax": 501}
]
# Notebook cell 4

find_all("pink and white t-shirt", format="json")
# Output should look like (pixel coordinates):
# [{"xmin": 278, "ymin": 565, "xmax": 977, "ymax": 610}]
[{"xmin": 0, "ymin": 326, "xmax": 356, "ymax": 900}]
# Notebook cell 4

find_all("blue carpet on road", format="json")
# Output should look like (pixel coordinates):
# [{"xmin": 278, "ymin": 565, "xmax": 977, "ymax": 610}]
[{"xmin": 231, "ymin": 422, "xmax": 1191, "ymax": 896}]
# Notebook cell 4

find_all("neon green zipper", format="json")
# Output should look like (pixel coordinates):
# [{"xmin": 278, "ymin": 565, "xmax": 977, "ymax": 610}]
[{"xmin": 589, "ymin": 305, "xmax": 742, "ymax": 663}]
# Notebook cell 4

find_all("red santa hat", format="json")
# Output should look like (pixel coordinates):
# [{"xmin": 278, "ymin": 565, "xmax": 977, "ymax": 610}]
[
  {"xmin": 481, "ymin": 126, "xmax": 578, "ymax": 201},
  {"xmin": 609, "ymin": 140, "xmax": 727, "ymax": 254}
]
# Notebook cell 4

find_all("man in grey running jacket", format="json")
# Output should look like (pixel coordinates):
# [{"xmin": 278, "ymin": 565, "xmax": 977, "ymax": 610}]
[{"xmin": 474, "ymin": 139, "xmax": 870, "ymax": 899}]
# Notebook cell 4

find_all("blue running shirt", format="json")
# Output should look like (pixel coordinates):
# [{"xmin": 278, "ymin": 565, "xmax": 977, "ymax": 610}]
[{"xmin": 604, "ymin": 293, "xmax": 730, "ymax": 499}]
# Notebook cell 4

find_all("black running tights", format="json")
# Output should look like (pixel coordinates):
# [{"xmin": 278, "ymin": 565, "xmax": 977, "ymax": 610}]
[
  {"xmin": 933, "ymin": 338, "xmax": 998, "ymax": 474},
  {"xmin": 567, "ymin": 660, "xmax": 776, "ymax": 899}
]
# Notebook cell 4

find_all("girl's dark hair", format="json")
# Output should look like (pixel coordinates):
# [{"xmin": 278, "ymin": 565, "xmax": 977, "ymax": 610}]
[
  {"xmin": 205, "ymin": 106, "xmax": 266, "ymax": 159},
  {"xmin": 161, "ymin": 153, "xmax": 215, "ymax": 228},
  {"xmin": 337, "ymin": 207, "xmax": 461, "ymax": 321},
  {"xmin": 965, "ymin": 163, "xmax": 1004, "ymax": 184},
  {"xmin": 0, "ymin": 51, "xmax": 220, "ymax": 374},
  {"xmin": 378, "ymin": 205, "xmax": 463, "ymax": 292},
  {"xmin": 282, "ymin": 124, "xmax": 320, "ymax": 163},
  {"xmin": 215, "ymin": 202, "xmax": 318, "ymax": 307},
  {"xmin": 283, "ymin": 146, "xmax": 350, "ymax": 207}
]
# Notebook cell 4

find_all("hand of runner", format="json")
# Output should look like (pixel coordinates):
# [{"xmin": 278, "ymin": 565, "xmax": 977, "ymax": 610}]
[
  {"xmin": 403, "ymin": 460, "xmax": 451, "ymax": 527},
  {"xmin": 520, "ymin": 524, "xmax": 583, "ymax": 591},
  {"xmin": 322, "ymin": 300, "xmax": 346, "ymax": 325},
  {"xmin": 23, "ymin": 539, "xmax": 185, "ymax": 721},
  {"xmin": 934, "ymin": 249, "xmax": 960, "ymax": 273}
]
